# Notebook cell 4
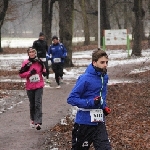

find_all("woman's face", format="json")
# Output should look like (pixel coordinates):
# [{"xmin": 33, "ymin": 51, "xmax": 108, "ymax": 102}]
[{"xmin": 28, "ymin": 49, "xmax": 36, "ymax": 58}]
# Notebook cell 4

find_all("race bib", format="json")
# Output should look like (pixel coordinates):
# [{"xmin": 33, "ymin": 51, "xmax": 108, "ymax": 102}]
[
  {"xmin": 29, "ymin": 74, "xmax": 40, "ymax": 82},
  {"xmin": 90, "ymin": 109, "xmax": 103, "ymax": 122},
  {"xmin": 53, "ymin": 58, "xmax": 61, "ymax": 63},
  {"xmin": 40, "ymin": 58, "xmax": 46, "ymax": 61}
]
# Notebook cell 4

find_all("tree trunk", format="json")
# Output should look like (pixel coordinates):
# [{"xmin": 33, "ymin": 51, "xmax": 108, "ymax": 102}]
[
  {"xmin": 49, "ymin": 0, "xmax": 56, "ymax": 42},
  {"xmin": 78, "ymin": 0, "xmax": 90, "ymax": 45},
  {"xmin": 100, "ymin": 0, "xmax": 111, "ymax": 45},
  {"xmin": 42, "ymin": 0, "xmax": 51, "ymax": 45},
  {"xmin": 94, "ymin": 0, "xmax": 98, "ymax": 42},
  {"xmin": 124, "ymin": 3, "xmax": 127, "ymax": 29},
  {"xmin": 58, "ymin": 0, "xmax": 74, "ymax": 67},
  {"xmin": 132, "ymin": 0, "xmax": 143, "ymax": 56},
  {"xmin": 0, "ymin": 28, "xmax": 3, "ymax": 52},
  {"xmin": 101, "ymin": 0, "xmax": 111, "ymax": 30},
  {"xmin": 114, "ymin": 8, "xmax": 121, "ymax": 29},
  {"xmin": 0, "ymin": 0, "xmax": 9, "ymax": 52}
]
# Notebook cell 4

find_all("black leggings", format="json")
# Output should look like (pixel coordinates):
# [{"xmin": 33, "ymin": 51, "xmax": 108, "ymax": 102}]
[
  {"xmin": 43, "ymin": 60, "xmax": 49, "ymax": 79},
  {"xmin": 52, "ymin": 63, "xmax": 64, "ymax": 85}
]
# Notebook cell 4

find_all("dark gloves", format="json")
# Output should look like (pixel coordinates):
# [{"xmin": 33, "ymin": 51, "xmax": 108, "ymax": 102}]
[
  {"xmin": 19, "ymin": 62, "xmax": 32, "ymax": 74},
  {"xmin": 94, "ymin": 96, "xmax": 111, "ymax": 116},
  {"xmin": 94, "ymin": 96, "xmax": 101, "ymax": 105},
  {"xmin": 30, "ymin": 68, "xmax": 36, "ymax": 75},
  {"xmin": 103, "ymin": 107, "xmax": 111, "ymax": 116},
  {"xmin": 61, "ymin": 56, "xmax": 65, "ymax": 61},
  {"xmin": 42, "ymin": 72, "xmax": 47, "ymax": 77}
]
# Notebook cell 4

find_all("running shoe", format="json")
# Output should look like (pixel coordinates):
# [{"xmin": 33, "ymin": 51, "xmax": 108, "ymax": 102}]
[
  {"xmin": 30, "ymin": 121, "xmax": 35, "ymax": 128},
  {"xmin": 36, "ymin": 124, "xmax": 41, "ymax": 130},
  {"xmin": 60, "ymin": 78, "xmax": 63, "ymax": 84},
  {"xmin": 45, "ymin": 79, "xmax": 50, "ymax": 84},
  {"xmin": 56, "ymin": 85, "xmax": 61, "ymax": 89}
]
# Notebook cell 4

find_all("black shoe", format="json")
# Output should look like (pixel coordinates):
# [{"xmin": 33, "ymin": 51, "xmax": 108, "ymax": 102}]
[{"xmin": 36, "ymin": 124, "xmax": 41, "ymax": 130}]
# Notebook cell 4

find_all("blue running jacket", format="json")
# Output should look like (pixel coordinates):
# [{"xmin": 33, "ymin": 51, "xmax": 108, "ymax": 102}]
[{"xmin": 67, "ymin": 63, "xmax": 109, "ymax": 125}]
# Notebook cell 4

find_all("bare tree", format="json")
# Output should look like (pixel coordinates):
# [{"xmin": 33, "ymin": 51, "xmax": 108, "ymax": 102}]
[
  {"xmin": 58, "ymin": 0, "xmax": 74, "ymax": 67},
  {"xmin": 78, "ymin": 0, "xmax": 90, "ymax": 45},
  {"xmin": 0, "ymin": 0, "xmax": 9, "ymax": 52},
  {"xmin": 101, "ymin": 0, "xmax": 111, "ymax": 30},
  {"xmin": 42, "ymin": 0, "xmax": 57, "ymax": 45},
  {"xmin": 74, "ymin": 0, "xmax": 111, "ymax": 46},
  {"xmin": 86, "ymin": 0, "xmax": 98, "ymax": 41},
  {"xmin": 132, "ymin": 0, "xmax": 145, "ymax": 56},
  {"xmin": 123, "ymin": 1, "xmax": 127, "ymax": 29},
  {"xmin": 42, "ymin": 0, "xmax": 50, "ymax": 44},
  {"xmin": 100, "ymin": 0, "xmax": 111, "ymax": 45}
]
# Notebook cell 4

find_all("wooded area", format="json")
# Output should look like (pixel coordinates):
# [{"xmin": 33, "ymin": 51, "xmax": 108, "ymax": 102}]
[{"xmin": 0, "ymin": 0, "xmax": 150, "ymax": 65}]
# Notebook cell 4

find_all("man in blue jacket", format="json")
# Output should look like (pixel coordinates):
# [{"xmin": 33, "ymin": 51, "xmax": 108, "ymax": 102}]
[
  {"xmin": 48, "ymin": 36, "xmax": 67, "ymax": 88},
  {"xmin": 67, "ymin": 49, "xmax": 111, "ymax": 150}
]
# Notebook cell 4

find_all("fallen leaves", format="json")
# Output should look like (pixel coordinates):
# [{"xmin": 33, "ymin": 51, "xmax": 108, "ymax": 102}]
[{"xmin": 40, "ymin": 77, "xmax": 150, "ymax": 150}]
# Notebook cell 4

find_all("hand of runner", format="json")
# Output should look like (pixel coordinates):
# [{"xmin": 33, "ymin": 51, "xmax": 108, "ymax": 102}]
[
  {"xmin": 94, "ymin": 96, "xmax": 101, "ymax": 105},
  {"xmin": 103, "ymin": 107, "xmax": 111, "ymax": 116},
  {"xmin": 30, "ymin": 68, "xmax": 36, "ymax": 75}
]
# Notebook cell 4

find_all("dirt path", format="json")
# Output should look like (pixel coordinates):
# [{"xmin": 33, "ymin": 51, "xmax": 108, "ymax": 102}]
[
  {"xmin": 0, "ymin": 60, "xmax": 150, "ymax": 150},
  {"xmin": 0, "ymin": 82, "xmax": 74, "ymax": 150}
]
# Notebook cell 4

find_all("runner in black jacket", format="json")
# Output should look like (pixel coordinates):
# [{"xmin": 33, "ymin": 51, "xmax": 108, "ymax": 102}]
[{"xmin": 32, "ymin": 32, "xmax": 50, "ymax": 83}]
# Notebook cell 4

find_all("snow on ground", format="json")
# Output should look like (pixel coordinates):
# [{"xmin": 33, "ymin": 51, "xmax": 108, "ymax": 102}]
[
  {"xmin": 1, "ymin": 38, "xmax": 150, "ymax": 117},
  {"xmin": 0, "ymin": 49, "xmax": 150, "ymax": 82},
  {"xmin": 0, "ymin": 48, "xmax": 150, "ymax": 114}
]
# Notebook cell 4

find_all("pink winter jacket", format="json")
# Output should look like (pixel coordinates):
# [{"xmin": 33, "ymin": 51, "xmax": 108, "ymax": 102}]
[{"xmin": 19, "ymin": 59, "xmax": 46, "ymax": 90}]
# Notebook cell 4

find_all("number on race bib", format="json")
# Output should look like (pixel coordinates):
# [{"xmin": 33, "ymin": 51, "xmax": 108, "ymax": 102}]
[
  {"xmin": 53, "ymin": 58, "xmax": 61, "ymax": 63},
  {"xmin": 40, "ymin": 58, "xmax": 46, "ymax": 61},
  {"xmin": 90, "ymin": 109, "xmax": 104, "ymax": 122},
  {"xmin": 29, "ymin": 74, "xmax": 40, "ymax": 82}
]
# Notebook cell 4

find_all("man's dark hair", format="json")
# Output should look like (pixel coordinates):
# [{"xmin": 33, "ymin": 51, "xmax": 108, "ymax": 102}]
[
  {"xmin": 92, "ymin": 49, "xmax": 108, "ymax": 62},
  {"xmin": 39, "ymin": 32, "xmax": 44, "ymax": 37},
  {"xmin": 52, "ymin": 35, "xmax": 58, "ymax": 40}
]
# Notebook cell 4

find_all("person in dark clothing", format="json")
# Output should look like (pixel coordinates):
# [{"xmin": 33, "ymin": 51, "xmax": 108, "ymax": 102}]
[
  {"xmin": 32, "ymin": 32, "xmax": 50, "ymax": 83},
  {"xmin": 67, "ymin": 49, "xmax": 112, "ymax": 150},
  {"xmin": 48, "ymin": 36, "xmax": 67, "ymax": 89}
]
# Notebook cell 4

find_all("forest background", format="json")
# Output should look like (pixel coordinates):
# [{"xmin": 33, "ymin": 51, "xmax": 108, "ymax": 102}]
[{"xmin": 1, "ymin": 0, "xmax": 150, "ymax": 65}]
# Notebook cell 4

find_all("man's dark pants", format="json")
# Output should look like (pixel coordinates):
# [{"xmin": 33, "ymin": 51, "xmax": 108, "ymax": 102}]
[
  {"xmin": 52, "ymin": 62, "xmax": 64, "ymax": 85},
  {"xmin": 71, "ymin": 122, "xmax": 111, "ymax": 150},
  {"xmin": 43, "ymin": 60, "xmax": 49, "ymax": 79}
]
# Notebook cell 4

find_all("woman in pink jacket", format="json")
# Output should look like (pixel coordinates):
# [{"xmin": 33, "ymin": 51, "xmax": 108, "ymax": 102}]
[{"xmin": 19, "ymin": 48, "xmax": 47, "ymax": 130}]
